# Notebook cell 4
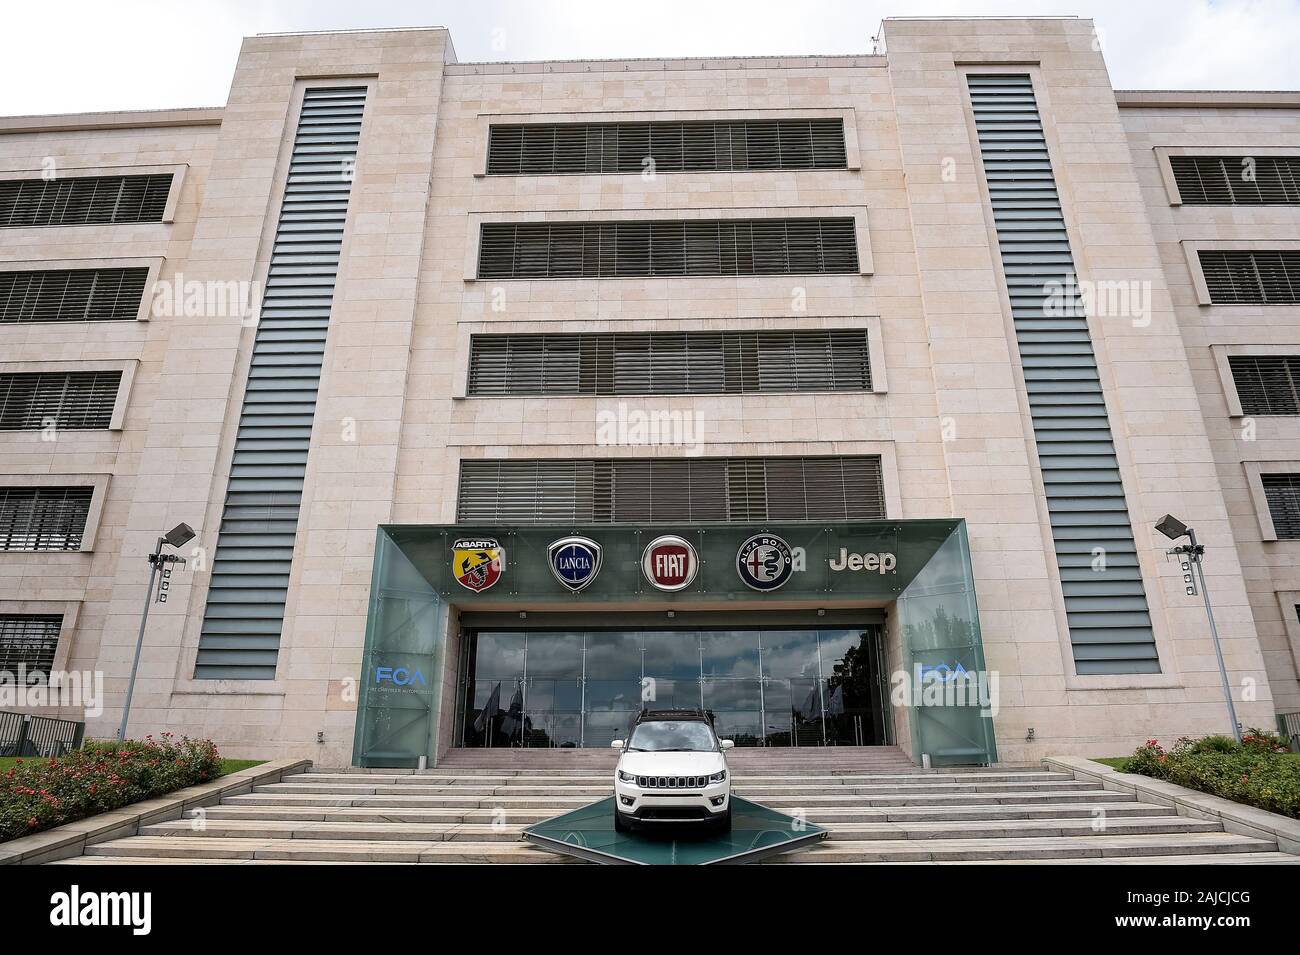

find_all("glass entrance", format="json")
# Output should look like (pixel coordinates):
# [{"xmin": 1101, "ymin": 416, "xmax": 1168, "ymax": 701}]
[{"xmin": 456, "ymin": 626, "xmax": 890, "ymax": 748}]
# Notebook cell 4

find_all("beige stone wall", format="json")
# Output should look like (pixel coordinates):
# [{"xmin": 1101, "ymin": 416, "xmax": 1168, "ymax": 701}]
[{"xmin": 1121, "ymin": 98, "xmax": 1300, "ymax": 716}]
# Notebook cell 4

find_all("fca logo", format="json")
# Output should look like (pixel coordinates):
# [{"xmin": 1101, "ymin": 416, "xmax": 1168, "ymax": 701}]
[{"xmin": 375, "ymin": 666, "xmax": 426, "ymax": 686}]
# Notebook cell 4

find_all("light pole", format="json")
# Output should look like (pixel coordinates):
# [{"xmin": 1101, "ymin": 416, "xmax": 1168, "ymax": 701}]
[
  {"xmin": 1154, "ymin": 514, "xmax": 1241, "ymax": 743},
  {"xmin": 117, "ymin": 522, "xmax": 195, "ymax": 741}
]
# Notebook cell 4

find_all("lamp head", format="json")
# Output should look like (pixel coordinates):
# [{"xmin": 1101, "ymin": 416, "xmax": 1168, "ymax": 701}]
[
  {"xmin": 1154, "ymin": 514, "xmax": 1188, "ymax": 541},
  {"xmin": 164, "ymin": 522, "xmax": 196, "ymax": 549}
]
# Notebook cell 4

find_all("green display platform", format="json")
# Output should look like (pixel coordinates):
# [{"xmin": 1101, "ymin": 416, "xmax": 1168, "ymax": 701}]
[{"xmin": 521, "ymin": 797, "xmax": 828, "ymax": 865}]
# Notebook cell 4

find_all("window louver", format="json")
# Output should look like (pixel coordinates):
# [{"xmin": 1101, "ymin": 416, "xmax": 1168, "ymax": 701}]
[
  {"xmin": 0, "ymin": 615, "xmax": 61, "ymax": 675},
  {"xmin": 0, "ymin": 174, "xmax": 172, "ymax": 227},
  {"xmin": 0, "ymin": 371, "xmax": 121, "ymax": 430},
  {"xmin": 467, "ymin": 329, "xmax": 871, "ymax": 396},
  {"xmin": 1228, "ymin": 356, "xmax": 1300, "ymax": 415},
  {"xmin": 1263, "ymin": 474, "xmax": 1300, "ymax": 539},
  {"xmin": 456, "ymin": 456, "xmax": 885, "ymax": 524},
  {"xmin": 0, "ymin": 267, "xmax": 148, "ymax": 324},
  {"xmin": 0, "ymin": 487, "xmax": 93, "ymax": 551},
  {"xmin": 1199, "ymin": 250, "xmax": 1300, "ymax": 305},
  {"xmin": 1171, "ymin": 156, "xmax": 1300, "ymax": 205},
  {"xmin": 477, "ymin": 218, "xmax": 859, "ymax": 279},
  {"xmin": 486, "ymin": 119, "xmax": 847, "ymax": 175},
  {"xmin": 196, "ymin": 87, "xmax": 368, "ymax": 682},
  {"xmin": 969, "ymin": 73, "xmax": 1158, "ymax": 676}
]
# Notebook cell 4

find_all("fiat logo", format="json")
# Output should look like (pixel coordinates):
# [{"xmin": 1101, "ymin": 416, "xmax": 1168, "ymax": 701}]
[{"xmin": 641, "ymin": 534, "xmax": 698, "ymax": 592}]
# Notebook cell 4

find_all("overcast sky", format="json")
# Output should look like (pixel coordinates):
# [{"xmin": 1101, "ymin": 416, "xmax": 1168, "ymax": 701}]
[{"xmin": 3, "ymin": 0, "xmax": 1298, "ymax": 115}]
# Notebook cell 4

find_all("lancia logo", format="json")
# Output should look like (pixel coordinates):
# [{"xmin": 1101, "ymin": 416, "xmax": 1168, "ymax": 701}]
[
  {"xmin": 641, "ymin": 534, "xmax": 698, "ymax": 592},
  {"xmin": 736, "ymin": 533, "xmax": 794, "ymax": 591},
  {"xmin": 452, "ymin": 537, "xmax": 505, "ymax": 592},
  {"xmin": 548, "ymin": 536, "xmax": 602, "ymax": 592}
]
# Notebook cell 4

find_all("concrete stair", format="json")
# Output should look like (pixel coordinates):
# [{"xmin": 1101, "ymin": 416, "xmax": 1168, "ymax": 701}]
[{"xmin": 52, "ymin": 747, "xmax": 1300, "ymax": 865}]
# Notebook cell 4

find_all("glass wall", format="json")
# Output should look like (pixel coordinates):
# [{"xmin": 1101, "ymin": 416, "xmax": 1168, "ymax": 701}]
[{"xmin": 456, "ymin": 626, "xmax": 889, "ymax": 748}]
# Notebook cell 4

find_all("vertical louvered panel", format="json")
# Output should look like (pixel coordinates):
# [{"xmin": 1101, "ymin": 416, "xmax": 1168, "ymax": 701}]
[
  {"xmin": 0, "ymin": 371, "xmax": 121, "ymax": 430},
  {"xmin": 969, "ymin": 74, "xmax": 1158, "ymax": 675},
  {"xmin": 196, "ymin": 87, "xmax": 367, "ymax": 681},
  {"xmin": 0, "ymin": 173, "xmax": 173, "ymax": 227},
  {"xmin": 0, "ymin": 267, "xmax": 148, "ymax": 323},
  {"xmin": 0, "ymin": 487, "xmax": 93, "ymax": 551},
  {"xmin": 0, "ymin": 614, "xmax": 62, "ymax": 674},
  {"xmin": 1170, "ymin": 156, "xmax": 1300, "ymax": 205},
  {"xmin": 466, "ymin": 329, "xmax": 871, "ymax": 396},
  {"xmin": 1262, "ymin": 474, "xmax": 1300, "ymax": 539},
  {"xmin": 486, "ymin": 119, "xmax": 846, "ymax": 175},
  {"xmin": 477, "ymin": 217, "xmax": 858, "ymax": 279},
  {"xmin": 456, "ymin": 456, "xmax": 885, "ymax": 524},
  {"xmin": 1199, "ymin": 250, "xmax": 1300, "ymax": 304},
  {"xmin": 1227, "ymin": 355, "xmax": 1300, "ymax": 415}
]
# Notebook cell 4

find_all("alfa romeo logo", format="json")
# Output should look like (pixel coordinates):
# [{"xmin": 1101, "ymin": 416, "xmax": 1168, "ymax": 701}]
[
  {"xmin": 548, "ymin": 536, "xmax": 602, "ymax": 592},
  {"xmin": 641, "ymin": 535, "xmax": 698, "ymax": 592},
  {"xmin": 736, "ymin": 533, "xmax": 793, "ymax": 591}
]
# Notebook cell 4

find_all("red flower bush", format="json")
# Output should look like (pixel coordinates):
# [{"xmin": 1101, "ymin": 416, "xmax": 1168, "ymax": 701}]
[{"xmin": 1, "ymin": 736, "xmax": 221, "ymax": 842}]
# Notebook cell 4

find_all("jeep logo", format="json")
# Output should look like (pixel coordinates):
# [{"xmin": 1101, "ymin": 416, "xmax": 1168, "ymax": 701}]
[{"xmin": 828, "ymin": 549, "xmax": 897, "ymax": 574}]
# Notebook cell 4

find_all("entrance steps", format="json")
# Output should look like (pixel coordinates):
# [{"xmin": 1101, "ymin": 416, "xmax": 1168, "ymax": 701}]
[{"xmin": 52, "ymin": 750, "xmax": 1300, "ymax": 865}]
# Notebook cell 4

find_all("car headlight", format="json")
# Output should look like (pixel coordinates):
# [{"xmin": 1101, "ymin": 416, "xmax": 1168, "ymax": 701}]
[
  {"xmin": 617, "ymin": 770, "xmax": 638, "ymax": 783},
  {"xmin": 708, "ymin": 770, "xmax": 727, "ymax": 784}
]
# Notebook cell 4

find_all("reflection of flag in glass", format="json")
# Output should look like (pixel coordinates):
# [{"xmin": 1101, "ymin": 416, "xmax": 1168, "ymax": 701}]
[
  {"xmin": 474, "ymin": 681, "xmax": 501, "ymax": 733},
  {"xmin": 827, "ymin": 685, "xmax": 844, "ymax": 716},
  {"xmin": 500, "ymin": 685, "xmax": 524, "ymax": 737},
  {"xmin": 798, "ymin": 684, "xmax": 820, "ymax": 720}
]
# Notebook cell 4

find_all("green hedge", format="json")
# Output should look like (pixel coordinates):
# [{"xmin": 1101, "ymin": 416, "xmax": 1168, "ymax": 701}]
[
  {"xmin": 1, "ymin": 734, "xmax": 221, "ymax": 842},
  {"xmin": 1124, "ymin": 730, "xmax": 1300, "ymax": 819}
]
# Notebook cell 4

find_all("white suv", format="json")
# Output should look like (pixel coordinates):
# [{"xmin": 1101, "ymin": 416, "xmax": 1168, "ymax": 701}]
[{"xmin": 611, "ymin": 710, "xmax": 734, "ymax": 833}]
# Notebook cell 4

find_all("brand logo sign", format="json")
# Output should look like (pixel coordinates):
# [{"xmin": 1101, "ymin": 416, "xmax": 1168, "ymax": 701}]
[
  {"xmin": 736, "ymin": 533, "xmax": 794, "ymax": 591},
  {"xmin": 828, "ymin": 549, "xmax": 897, "ymax": 574},
  {"xmin": 452, "ymin": 537, "xmax": 505, "ymax": 592},
  {"xmin": 641, "ymin": 535, "xmax": 698, "ymax": 592},
  {"xmin": 548, "ymin": 536, "xmax": 603, "ymax": 592},
  {"xmin": 375, "ymin": 666, "xmax": 426, "ymax": 686}
]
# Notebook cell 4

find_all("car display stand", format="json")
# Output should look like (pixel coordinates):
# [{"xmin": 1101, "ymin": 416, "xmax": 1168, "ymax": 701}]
[{"xmin": 521, "ymin": 797, "xmax": 828, "ymax": 865}]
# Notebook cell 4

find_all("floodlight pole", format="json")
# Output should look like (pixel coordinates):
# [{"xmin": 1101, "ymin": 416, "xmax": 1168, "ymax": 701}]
[
  {"xmin": 1180, "ymin": 528, "xmax": 1242, "ymax": 744},
  {"xmin": 117, "ymin": 537, "xmax": 165, "ymax": 742}
]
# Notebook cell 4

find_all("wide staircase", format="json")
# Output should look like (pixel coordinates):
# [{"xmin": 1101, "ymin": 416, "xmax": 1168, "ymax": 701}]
[{"xmin": 58, "ymin": 747, "xmax": 1299, "ymax": 864}]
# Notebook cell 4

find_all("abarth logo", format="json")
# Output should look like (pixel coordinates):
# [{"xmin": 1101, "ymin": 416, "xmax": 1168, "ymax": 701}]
[
  {"xmin": 452, "ymin": 537, "xmax": 505, "ymax": 592},
  {"xmin": 642, "ymin": 534, "xmax": 698, "ymax": 592},
  {"xmin": 736, "ymin": 534, "xmax": 794, "ymax": 591},
  {"xmin": 548, "ymin": 536, "xmax": 603, "ymax": 593}
]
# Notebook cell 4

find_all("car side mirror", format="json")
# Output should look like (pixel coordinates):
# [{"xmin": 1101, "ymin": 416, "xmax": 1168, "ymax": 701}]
[
  {"xmin": 610, "ymin": 739, "xmax": 624, "ymax": 749},
  {"xmin": 720, "ymin": 739, "xmax": 735, "ymax": 750}
]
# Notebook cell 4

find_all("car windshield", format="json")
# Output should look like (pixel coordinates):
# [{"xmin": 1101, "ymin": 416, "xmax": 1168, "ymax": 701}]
[{"xmin": 627, "ymin": 720, "xmax": 717, "ymax": 752}]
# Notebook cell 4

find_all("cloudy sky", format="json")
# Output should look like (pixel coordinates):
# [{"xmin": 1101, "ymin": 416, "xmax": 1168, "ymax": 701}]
[{"xmin": 3, "ymin": 0, "xmax": 1298, "ymax": 115}]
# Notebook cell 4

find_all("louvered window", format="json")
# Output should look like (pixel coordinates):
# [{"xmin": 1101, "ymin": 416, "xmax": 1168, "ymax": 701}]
[
  {"xmin": 0, "ymin": 615, "xmax": 61, "ymax": 675},
  {"xmin": 467, "ymin": 329, "xmax": 871, "ymax": 396},
  {"xmin": 487, "ymin": 119, "xmax": 847, "ymax": 175},
  {"xmin": 456, "ymin": 456, "xmax": 885, "ymax": 524},
  {"xmin": 1228, "ymin": 356, "xmax": 1300, "ymax": 415},
  {"xmin": 0, "ymin": 371, "xmax": 121, "ymax": 430},
  {"xmin": 1171, "ymin": 156, "xmax": 1300, "ymax": 205},
  {"xmin": 1263, "ymin": 473, "xmax": 1300, "ymax": 539},
  {"xmin": 1199, "ymin": 251, "xmax": 1300, "ymax": 305},
  {"xmin": 0, "ymin": 267, "xmax": 148, "ymax": 323},
  {"xmin": 0, "ymin": 487, "xmax": 93, "ymax": 551},
  {"xmin": 0, "ymin": 174, "xmax": 172, "ymax": 227},
  {"xmin": 969, "ymin": 73, "xmax": 1157, "ymax": 676},
  {"xmin": 477, "ymin": 218, "xmax": 859, "ymax": 279}
]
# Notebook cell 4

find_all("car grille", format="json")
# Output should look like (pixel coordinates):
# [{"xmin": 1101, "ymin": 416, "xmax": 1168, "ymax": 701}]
[{"xmin": 637, "ymin": 775, "xmax": 709, "ymax": 789}]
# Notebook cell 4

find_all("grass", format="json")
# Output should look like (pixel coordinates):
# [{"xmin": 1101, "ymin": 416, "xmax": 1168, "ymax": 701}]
[
  {"xmin": 1092, "ymin": 753, "xmax": 1299, "ymax": 772},
  {"xmin": 1, "ymin": 755, "xmax": 264, "ymax": 775}
]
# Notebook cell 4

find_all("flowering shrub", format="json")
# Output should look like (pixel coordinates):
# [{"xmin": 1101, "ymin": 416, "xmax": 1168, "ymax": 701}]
[
  {"xmin": 1, "ymin": 734, "xmax": 221, "ymax": 842},
  {"xmin": 1122, "ymin": 732, "xmax": 1299, "ymax": 819}
]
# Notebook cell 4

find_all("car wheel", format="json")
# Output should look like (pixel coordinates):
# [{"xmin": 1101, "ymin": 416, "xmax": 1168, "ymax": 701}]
[
  {"xmin": 614, "ymin": 808, "xmax": 632, "ymax": 833},
  {"xmin": 713, "ymin": 806, "xmax": 732, "ymax": 833}
]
